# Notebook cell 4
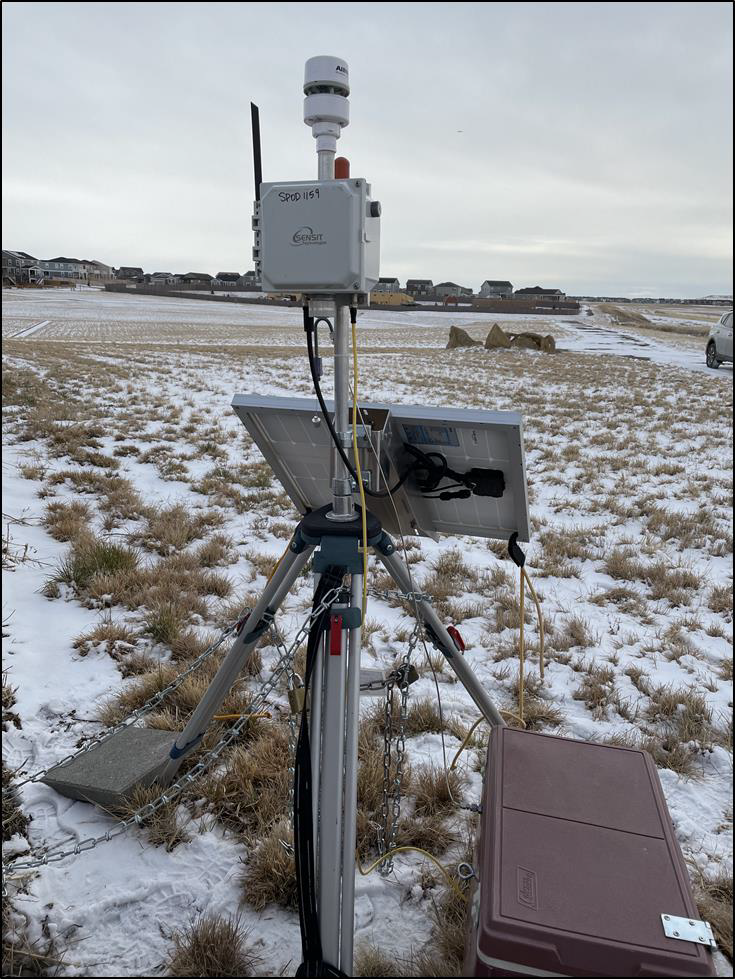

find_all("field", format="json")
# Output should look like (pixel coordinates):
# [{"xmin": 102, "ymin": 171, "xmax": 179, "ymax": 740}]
[{"xmin": 2, "ymin": 288, "xmax": 733, "ymax": 977}]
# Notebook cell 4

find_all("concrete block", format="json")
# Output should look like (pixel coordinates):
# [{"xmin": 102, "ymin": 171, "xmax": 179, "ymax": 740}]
[{"xmin": 41, "ymin": 726, "xmax": 176, "ymax": 809}]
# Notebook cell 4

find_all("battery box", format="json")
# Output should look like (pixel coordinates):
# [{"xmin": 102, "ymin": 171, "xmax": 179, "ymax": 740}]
[
  {"xmin": 254, "ymin": 178, "xmax": 380, "ymax": 294},
  {"xmin": 465, "ymin": 728, "xmax": 716, "ymax": 977}
]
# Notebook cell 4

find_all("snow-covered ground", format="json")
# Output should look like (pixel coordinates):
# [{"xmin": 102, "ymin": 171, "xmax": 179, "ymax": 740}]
[{"xmin": 2, "ymin": 289, "xmax": 733, "ymax": 976}]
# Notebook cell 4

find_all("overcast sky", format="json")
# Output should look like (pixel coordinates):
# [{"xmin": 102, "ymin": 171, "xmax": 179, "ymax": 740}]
[{"xmin": 2, "ymin": 1, "xmax": 732, "ymax": 297}]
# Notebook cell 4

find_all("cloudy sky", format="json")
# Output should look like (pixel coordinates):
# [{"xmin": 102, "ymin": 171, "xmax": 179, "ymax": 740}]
[{"xmin": 2, "ymin": 1, "xmax": 732, "ymax": 297}]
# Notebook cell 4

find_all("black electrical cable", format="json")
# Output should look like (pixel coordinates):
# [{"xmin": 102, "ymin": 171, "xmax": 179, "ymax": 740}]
[
  {"xmin": 303, "ymin": 307, "xmax": 488, "ymax": 504},
  {"xmin": 304, "ymin": 310, "xmax": 414, "ymax": 499}
]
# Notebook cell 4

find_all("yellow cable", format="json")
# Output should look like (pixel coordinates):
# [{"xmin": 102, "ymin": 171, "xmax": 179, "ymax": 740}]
[
  {"xmin": 266, "ymin": 541, "xmax": 291, "ymax": 584},
  {"xmin": 350, "ymin": 319, "xmax": 369, "ymax": 619},
  {"xmin": 449, "ymin": 716, "xmax": 484, "ymax": 771},
  {"xmin": 356, "ymin": 846, "xmax": 468, "ymax": 903},
  {"xmin": 449, "ymin": 709, "xmax": 527, "ymax": 773},
  {"xmin": 523, "ymin": 567, "xmax": 545, "ymax": 681}
]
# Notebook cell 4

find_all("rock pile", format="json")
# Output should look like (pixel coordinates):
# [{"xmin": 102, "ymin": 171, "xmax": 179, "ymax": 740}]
[{"xmin": 446, "ymin": 323, "xmax": 556, "ymax": 353}]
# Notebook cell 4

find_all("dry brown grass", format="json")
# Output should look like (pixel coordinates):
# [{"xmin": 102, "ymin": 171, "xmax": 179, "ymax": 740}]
[
  {"xmin": 202, "ymin": 721, "xmax": 289, "ymax": 836},
  {"xmin": 97, "ymin": 655, "xmax": 253, "ymax": 735},
  {"xmin": 73, "ymin": 618, "xmax": 139, "ymax": 657},
  {"xmin": 43, "ymin": 500, "xmax": 92, "ymax": 542},
  {"xmin": 354, "ymin": 944, "xmax": 405, "ymax": 977},
  {"xmin": 691, "ymin": 868, "xmax": 733, "ymax": 960},
  {"xmin": 166, "ymin": 913, "xmax": 259, "ymax": 977},
  {"xmin": 412, "ymin": 765, "xmax": 463, "ymax": 817},
  {"xmin": 2, "ymin": 761, "xmax": 29, "ymax": 842},
  {"xmin": 707, "ymin": 584, "xmax": 733, "ymax": 616},
  {"xmin": 132, "ymin": 503, "xmax": 224, "ymax": 556},
  {"xmin": 646, "ymin": 683, "xmax": 720, "ymax": 747},
  {"xmin": 601, "ymin": 730, "xmax": 702, "ymax": 779},
  {"xmin": 240, "ymin": 820, "xmax": 298, "ymax": 911},
  {"xmin": 112, "ymin": 784, "xmax": 190, "ymax": 850},
  {"xmin": 43, "ymin": 534, "xmax": 140, "ymax": 598}
]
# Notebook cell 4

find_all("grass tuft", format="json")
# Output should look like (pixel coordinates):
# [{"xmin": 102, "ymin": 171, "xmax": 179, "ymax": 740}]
[{"xmin": 167, "ymin": 913, "xmax": 259, "ymax": 977}]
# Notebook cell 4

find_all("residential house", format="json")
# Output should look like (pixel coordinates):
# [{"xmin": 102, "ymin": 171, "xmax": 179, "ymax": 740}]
[
  {"xmin": 239, "ymin": 270, "xmax": 259, "ymax": 288},
  {"xmin": 115, "ymin": 266, "xmax": 145, "ymax": 281},
  {"xmin": 434, "ymin": 281, "xmax": 473, "ymax": 299},
  {"xmin": 179, "ymin": 272, "xmax": 213, "ymax": 285},
  {"xmin": 373, "ymin": 276, "xmax": 401, "ymax": 293},
  {"xmin": 514, "ymin": 286, "xmax": 566, "ymax": 300},
  {"xmin": 215, "ymin": 272, "xmax": 241, "ymax": 285},
  {"xmin": 145, "ymin": 272, "xmax": 179, "ymax": 286},
  {"xmin": 479, "ymin": 279, "xmax": 513, "ymax": 299},
  {"xmin": 405, "ymin": 278, "xmax": 434, "ymax": 298},
  {"xmin": 40, "ymin": 257, "xmax": 88, "ymax": 281},
  {"xmin": 3, "ymin": 250, "xmax": 42, "ymax": 285},
  {"xmin": 83, "ymin": 260, "xmax": 115, "ymax": 282}
]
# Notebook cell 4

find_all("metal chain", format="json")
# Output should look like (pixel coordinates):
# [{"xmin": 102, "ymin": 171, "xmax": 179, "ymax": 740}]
[
  {"xmin": 378, "ymin": 623, "xmax": 421, "ymax": 876},
  {"xmin": 8, "ymin": 622, "xmax": 240, "ymax": 792},
  {"xmin": 2, "ymin": 587, "xmax": 342, "ymax": 886},
  {"xmin": 371, "ymin": 588, "xmax": 432, "ymax": 606},
  {"xmin": 377, "ymin": 670, "xmax": 394, "ymax": 868}
]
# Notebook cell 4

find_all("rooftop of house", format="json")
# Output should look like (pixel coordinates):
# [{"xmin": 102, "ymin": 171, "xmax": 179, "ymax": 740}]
[
  {"xmin": 5, "ymin": 250, "xmax": 38, "ymax": 261},
  {"xmin": 482, "ymin": 280, "xmax": 513, "ymax": 287}
]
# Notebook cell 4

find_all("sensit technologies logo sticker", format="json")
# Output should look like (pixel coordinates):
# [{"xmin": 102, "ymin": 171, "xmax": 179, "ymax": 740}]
[{"xmin": 291, "ymin": 226, "xmax": 326, "ymax": 246}]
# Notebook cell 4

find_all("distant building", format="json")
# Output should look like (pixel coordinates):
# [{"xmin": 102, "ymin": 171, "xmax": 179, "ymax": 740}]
[
  {"xmin": 515, "ymin": 286, "xmax": 565, "ymax": 300},
  {"xmin": 83, "ymin": 259, "xmax": 115, "ymax": 282},
  {"xmin": 435, "ymin": 281, "xmax": 473, "ymax": 299},
  {"xmin": 116, "ymin": 266, "xmax": 145, "ymax": 281},
  {"xmin": 405, "ymin": 278, "xmax": 434, "ymax": 298},
  {"xmin": 238, "ymin": 270, "xmax": 259, "ymax": 288},
  {"xmin": 179, "ymin": 272, "xmax": 213, "ymax": 284},
  {"xmin": 145, "ymin": 272, "xmax": 179, "ymax": 285},
  {"xmin": 216, "ymin": 272, "xmax": 241, "ymax": 284},
  {"xmin": 40, "ymin": 257, "xmax": 86, "ymax": 281},
  {"xmin": 373, "ymin": 276, "xmax": 401, "ymax": 293},
  {"xmin": 479, "ymin": 279, "xmax": 513, "ymax": 299},
  {"xmin": 3, "ymin": 250, "xmax": 42, "ymax": 285}
]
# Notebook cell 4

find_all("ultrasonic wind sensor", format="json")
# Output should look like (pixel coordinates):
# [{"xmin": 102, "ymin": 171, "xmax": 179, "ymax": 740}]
[{"xmin": 303, "ymin": 56, "xmax": 350, "ymax": 174}]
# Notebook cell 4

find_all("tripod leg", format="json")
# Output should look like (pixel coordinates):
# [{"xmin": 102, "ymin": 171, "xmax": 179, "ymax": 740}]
[
  {"xmin": 339, "ymin": 572, "xmax": 363, "ymax": 975},
  {"xmin": 376, "ymin": 538, "xmax": 506, "ymax": 728},
  {"xmin": 160, "ymin": 540, "xmax": 315, "ymax": 783}
]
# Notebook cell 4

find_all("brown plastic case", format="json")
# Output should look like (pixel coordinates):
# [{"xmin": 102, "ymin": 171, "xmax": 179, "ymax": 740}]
[{"xmin": 464, "ymin": 728, "xmax": 715, "ymax": 977}]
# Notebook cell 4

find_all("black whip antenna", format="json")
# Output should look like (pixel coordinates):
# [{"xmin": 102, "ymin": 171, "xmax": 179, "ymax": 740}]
[{"xmin": 250, "ymin": 102, "xmax": 262, "ymax": 201}]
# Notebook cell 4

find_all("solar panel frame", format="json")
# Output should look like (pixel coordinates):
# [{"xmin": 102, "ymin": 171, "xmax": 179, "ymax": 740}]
[{"xmin": 231, "ymin": 393, "xmax": 530, "ymax": 542}]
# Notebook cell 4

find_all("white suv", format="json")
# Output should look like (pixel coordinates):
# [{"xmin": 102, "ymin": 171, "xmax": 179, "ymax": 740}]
[{"xmin": 706, "ymin": 311, "xmax": 733, "ymax": 369}]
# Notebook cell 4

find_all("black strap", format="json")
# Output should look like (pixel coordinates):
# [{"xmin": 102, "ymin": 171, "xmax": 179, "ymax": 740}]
[{"xmin": 294, "ymin": 567, "xmax": 349, "ymax": 978}]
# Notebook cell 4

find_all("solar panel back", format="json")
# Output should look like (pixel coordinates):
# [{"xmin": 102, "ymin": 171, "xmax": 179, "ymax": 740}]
[{"xmin": 231, "ymin": 394, "xmax": 530, "ymax": 541}]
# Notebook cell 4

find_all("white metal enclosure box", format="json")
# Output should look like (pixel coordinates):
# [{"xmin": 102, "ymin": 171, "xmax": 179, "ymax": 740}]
[{"xmin": 256, "ymin": 178, "xmax": 380, "ymax": 293}]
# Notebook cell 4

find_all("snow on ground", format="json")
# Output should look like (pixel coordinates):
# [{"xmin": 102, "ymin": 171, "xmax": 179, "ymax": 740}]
[{"xmin": 2, "ymin": 289, "xmax": 733, "ymax": 976}]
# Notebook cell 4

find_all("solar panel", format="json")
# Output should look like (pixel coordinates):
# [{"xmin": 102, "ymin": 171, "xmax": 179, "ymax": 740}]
[{"xmin": 231, "ymin": 394, "xmax": 530, "ymax": 542}]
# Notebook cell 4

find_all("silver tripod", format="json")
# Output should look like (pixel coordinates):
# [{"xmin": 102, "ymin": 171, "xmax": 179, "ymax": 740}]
[
  {"xmin": 159, "ymin": 301, "xmax": 505, "ymax": 974},
  {"xmin": 159, "ymin": 55, "xmax": 507, "ymax": 973}
]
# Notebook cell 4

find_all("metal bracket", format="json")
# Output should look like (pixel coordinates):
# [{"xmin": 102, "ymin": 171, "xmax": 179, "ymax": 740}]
[{"xmin": 661, "ymin": 913, "xmax": 717, "ymax": 948}]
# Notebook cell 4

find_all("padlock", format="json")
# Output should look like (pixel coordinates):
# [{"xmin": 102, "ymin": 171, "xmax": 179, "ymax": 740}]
[{"xmin": 288, "ymin": 676, "xmax": 306, "ymax": 714}]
